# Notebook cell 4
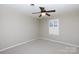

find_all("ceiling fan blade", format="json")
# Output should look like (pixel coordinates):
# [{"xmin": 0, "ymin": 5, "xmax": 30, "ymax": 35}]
[
  {"xmin": 46, "ymin": 10, "xmax": 56, "ymax": 12},
  {"xmin": 39, "ymin": 14, "xmax": 42, "ymax": 17},
  {"xmin": 46, "ymin": 13, "xmax": 50, "ymax": 16},
  {"xmin": 32, "ymin": 12, "xmax": 41, "ymax": 14},
  {"xmin": 39, "ymin": 7, "xmax": 46, "ymax": 12}
]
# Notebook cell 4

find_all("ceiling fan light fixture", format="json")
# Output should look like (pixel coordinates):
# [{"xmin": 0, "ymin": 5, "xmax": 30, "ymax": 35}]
[{"xmin": 41, "ymin": 12, "xmax": 46, "ymax": 16}]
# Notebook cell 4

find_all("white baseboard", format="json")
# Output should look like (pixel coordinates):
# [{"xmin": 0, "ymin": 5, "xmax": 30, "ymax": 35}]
[
  {"xmin": 39, "ymin": 37, "xmax": 79, "ymax": 48},
  {"xmin": 0, "ymin": 39, "xmax": 37, "ymax": 52}
]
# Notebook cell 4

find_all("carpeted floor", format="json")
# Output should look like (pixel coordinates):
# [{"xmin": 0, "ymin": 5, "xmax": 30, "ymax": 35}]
[{"xmin": 0, "ymin": 39, "xmax": 78, "ymax": 54}]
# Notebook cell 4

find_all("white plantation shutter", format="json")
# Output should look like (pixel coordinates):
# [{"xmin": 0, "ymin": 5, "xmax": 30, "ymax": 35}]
[{"xmin": 49, "ymin": 19, "xmax": 59, "ymax": 35}]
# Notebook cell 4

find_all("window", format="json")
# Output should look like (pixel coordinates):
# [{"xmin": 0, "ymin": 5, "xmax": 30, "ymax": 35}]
[{"xmin": 49, "ymin": 19, "xmax": 59, "ymax": 35}]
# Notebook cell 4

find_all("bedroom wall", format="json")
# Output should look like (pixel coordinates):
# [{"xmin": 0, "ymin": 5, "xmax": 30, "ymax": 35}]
[
  {"xmin": 39, "ymin": 11, "xmax": 79, "ymax": 46},
  {"xmin": 0, "ymin": 5, "xmax": 39, "ymax": 50}
]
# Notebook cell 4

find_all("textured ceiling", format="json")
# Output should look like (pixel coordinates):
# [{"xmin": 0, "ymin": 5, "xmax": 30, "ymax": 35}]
[{"xmin": 2, "ymin": 4, "xmax": 79, "ymax": 19}]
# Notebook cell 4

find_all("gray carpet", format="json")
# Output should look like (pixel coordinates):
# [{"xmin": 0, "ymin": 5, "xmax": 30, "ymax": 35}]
[{"xmin": 0, "ymin": 39, "xmax": 78, "ymax": 54}]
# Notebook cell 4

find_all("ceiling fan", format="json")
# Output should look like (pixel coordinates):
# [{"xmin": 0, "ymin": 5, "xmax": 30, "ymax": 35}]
[{"xmin": 32, "ymin": 7, "xmax": 56, "ymax": 17}]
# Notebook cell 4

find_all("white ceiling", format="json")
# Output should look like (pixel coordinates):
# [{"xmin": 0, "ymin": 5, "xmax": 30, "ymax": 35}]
[{"xmin": 4, "ymin": 4, "xmax": 79, "ymax": 18}]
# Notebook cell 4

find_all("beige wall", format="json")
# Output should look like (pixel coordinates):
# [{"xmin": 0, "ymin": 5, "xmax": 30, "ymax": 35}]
[
  {"xmin": 0, "ymin": 5, "xmax": 39, "ymax": 50},
  {"xmin": 39, "ymin": 12, "xmax": 79, "ymax": 46}
]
